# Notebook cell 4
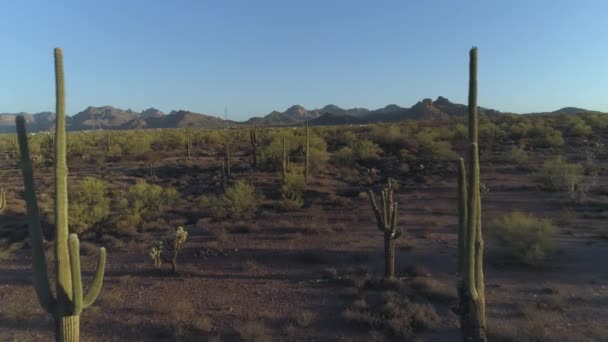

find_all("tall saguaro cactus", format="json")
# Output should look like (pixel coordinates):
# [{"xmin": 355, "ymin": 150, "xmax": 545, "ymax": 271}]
[
  {"xmin": 0, "ymin": 187, "xmax": 6, "ymax": 213},
  {"xmin": 368, "ymin": 178, "xmax": 401, "ymax": 278},
  {"xmin": 250, "ymin": 125, "xmax": 260, "ymax": 168},
  {"xmin": 281, "ymin": 136, "xmax": 289, "ymax": 181},
  {"xmin": 304, "ymin": 120, "xmax": 310, "ymax": 182},
  {"xmin": 224, "ymin": 143, "xmax": 232, "ymax": 177},
  {"xmin": 457, "ymin": 47, "xmax": 486, "ymax": 342},
  {"xmin": 16, "ymin": 48, "xmax": 106, "ymax": 342},
  {"xmin": 185, "ymin": 129, "xmax": 192, "ymax": 159}
]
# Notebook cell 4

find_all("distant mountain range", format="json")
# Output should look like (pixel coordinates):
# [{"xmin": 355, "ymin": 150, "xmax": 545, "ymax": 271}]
[{"xmin": 0, "ymin": 97, "xmax": 604, "ymax": 132}]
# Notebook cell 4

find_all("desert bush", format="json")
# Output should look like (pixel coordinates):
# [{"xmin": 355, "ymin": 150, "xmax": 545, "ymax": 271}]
[
  {"xmin": 332, "ymin": 139, "xmax": 383, "ymax": 166},
  {"xmin": 506, "ymin": 145, "xmax": 528, "ymax": 167},
  {"xmin": 113, "ymin": 179, "xmax": 180, "ymax": 234},
  {"xmin": 332, "ymin": 146, "xmax": 355, "ymax": 165},
  {"xmin": 533, "ymin": 156, "xmax": 583, "ymax": 199},
  {"xmin": 117, "ymin": 133, "xmax": 152, "ymax": 157},
  {"xmin": 68, "ymin": 177, "xmax": 111, "ymax": 234},
  {"xmin": 535, "ymin": 126, "xmax": 565, "ymax": 149},
  {"xmin": 415, "ymin": 129, "xmax": 457, "ymax": 161},
  {"xmin": 234, "ymin": 320, "xmax": 270, "ymax": 342},
  {"xmin": 149, "ymin": 226, "xmax": 188, "ymax": 272},
  {"xmin": 280, "ymin": 170, "xmax": 306, "ymax": 210},
  {"xmin": 563, "ymin": 115, "xmax": 593, "ymax": 137},
  {"xmin": 201, "ymin": 180, "xmax": 258, "ymax": 219},
  {"xmin": 487, "ymin": 212, "xmax": 557, "ymax": 266}
]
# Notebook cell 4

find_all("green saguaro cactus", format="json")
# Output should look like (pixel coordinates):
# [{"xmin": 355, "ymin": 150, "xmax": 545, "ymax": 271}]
[
  {"xmin": 457, "ymin": 47, "xmax": 486, "ymax": 342},
  {"xmin": 304, "ymin": 120, "xmax": 310, "ymax": 182},
  {"xmin": 0, "ymin": 187, "xmax": 6, "ymax": 213},
  {"xmin": 225, "ymin": 143, "xmax": 232, "ymax": 177},
  {"xmin": 16, "ymin": 48, "xmax": 106, "ymax": 342},
  {"xmin": 368, "ymin": 178, "xmax": 401, "ymax": 278},
  {"xmin": 185, "ymin": 129, "xmax": 192, "ymax": 159},
  {"xmin": 250, "ymin": 125, "xmax": 260, "ymax": 168},
  {"xmin": 281, "ymin": 136, "xmax": 289, "ymax": 182}
]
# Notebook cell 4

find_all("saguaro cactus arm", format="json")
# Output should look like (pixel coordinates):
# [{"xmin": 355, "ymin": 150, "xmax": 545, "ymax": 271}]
[
  {"xmin": 0, "ymin": 187, "xmax": 6, "ymax": 213},
  {"xmin": 68, "ymin": 235, "xmax": 83, "ymax": 315},
  {"xmin": 457, "ymin": 157, "xmax": 467, "ymax": 277},
  {"xmin": 82, "ymin": 246, "xmax": 106, "ymax": 308},
  {"xmin": 16, "ymin": 116, "xmax": 55, "ymax": 314}
]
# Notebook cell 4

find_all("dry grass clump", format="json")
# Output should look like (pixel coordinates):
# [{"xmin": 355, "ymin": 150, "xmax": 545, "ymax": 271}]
[
  {"xmin": 233, "ymin": 319, "xmax": 271, "ymax": 342},
  {"xmin": 409, "ymin": 277, "xmax": 458, "ymax": 304}
]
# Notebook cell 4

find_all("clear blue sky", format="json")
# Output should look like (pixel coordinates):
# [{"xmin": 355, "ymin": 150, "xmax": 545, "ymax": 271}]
[{"xmin": 2, "ymin": 0, "xmax": 607, "ymax": 120}]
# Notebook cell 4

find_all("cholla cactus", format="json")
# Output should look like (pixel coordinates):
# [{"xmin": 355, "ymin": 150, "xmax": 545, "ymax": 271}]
[
  {"xmin": 149, "ymin": 242, "xmax": 162, "ymax": 269},
  {"xmin": 0, "ymin": 187, "xmax": 6, "ymax": 213},
  {"xmin": 150, "ymin": 226, "xmax": 188, "ymax": 273}
]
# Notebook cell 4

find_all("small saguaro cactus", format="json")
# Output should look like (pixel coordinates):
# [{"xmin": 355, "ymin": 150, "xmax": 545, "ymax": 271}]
[
  {"xmin": 220, "ymin": 160, "xmax": 228, "ymax": 189},
  {"xmin": 304, "ymin": 120, "xmax": 310, "ymax": 182},
  {"xmin": 225, "ymin": 143, "xmax": 232, "ymax": 177},
  {"xmin": 105, "ymin": 132, "xmax": 112, "ymax": 153},
  {"xmin": 16, "ymin": 48, "xmax": 106, "ymax": 342},
  {"xmin": 457, "ymin": 46, "xmax": 487, "ymax": 342},
  {"xmin": 0, "ymin": 187, "xmax": 6, "ymax": 213},
  {"xmin": 149, "ymin": 226, "xmax": 188, "ymax": 273},
  {"xmin": 250, "ymin": 125, "xmax": 260, "ymax": 168},
  {"xmin": 281, "ymin": 136, "xmax": 289, "ymax": 182},
  {"xmin": 185, "ymin": 129, "xmax": 192, "ymax": 159},
  {"xmin": 368, "ymin": 178, "xmax": 402, "ymax": 278}
]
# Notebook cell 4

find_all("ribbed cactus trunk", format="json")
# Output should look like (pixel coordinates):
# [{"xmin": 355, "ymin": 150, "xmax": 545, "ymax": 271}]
[
  {"xmin": 457, "ymin": 47, "xmax": 486, "ymax": 342},
  {"xmin": 16, "ymin": 48, "xmax": 107, "ymax": 342},
  {"xmin": 383, "ymin": 232, "xmax": 395, "ymax": 278},
  {"xmin": 0, "ymin": 187, "xmax": 6, "ymax": 213},
  {"xmin": 105, "ymin": 133, "xmax": 111, "ymax": 153},
  {"xmin": 369, "ymin": 178, "xmax": 401, "ymax": 279},
  {"xmin": 304, "ymin": 121, "xmax": 310, "ymax": 182},
  {"xmin": 281, "ymin": 136, "xmax": 288, "ymax": 182},
  {"xmin": 225, "ymin": 144, "xmax": 232, "ymax": 177},
  {"xmin": 54, "ymin": 47, "xmax": 74, "ymax": 331},
  {"xmin": 185, "ymin": 129, "xmax": 192, "ymax": 159},
  {"xmin": 250, "ymin": 126, "xmax": 259, "ymax": 169}
]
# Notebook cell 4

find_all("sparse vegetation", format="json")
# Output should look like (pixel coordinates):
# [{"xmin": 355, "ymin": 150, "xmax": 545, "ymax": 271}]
[
  {"xmin": 1, "ymin": 44, "xmax": 605, "ymax": 342},
  {"xmin": 201, "ymin": 180, "xmax": 259, "ymax": 219},
  {"xmin": 487, "ymin": 212, "xmax": 557, "ymax": 266}
]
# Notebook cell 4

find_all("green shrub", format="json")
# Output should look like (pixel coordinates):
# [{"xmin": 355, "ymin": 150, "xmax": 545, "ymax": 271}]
[
  {"xmin": 280, "ymin": 170, "xmax": 306, "ymax": 210},
  {"xmin": 202, "ymin": 180, "xmax": 258, "ymax": 219},
  {"xmin": 506, "ymin": 145, "xmax": 528, "ymax": 167},
  {"xmin": 332, "ymin": 146, "xmax": 355, "ymax": 165},
  {"xmin": 533, "ymin": 156, "xmax": 583, "ymax": 199},
  {"xmin": 487, "ymin": 212, "xmax": 557, "ymax": 266},
  {"xmin": 536, "ymin": 127, "xmax": 564, "ymax": 148},
  {"xmin": 113, "ymin": 179, "xmax": 179, "ymax": 234},
  {"xmin": 415, "ymin": 129, "xmax": 457, "ymax": 161},
  {"xmin": 68, "ymin": 177, "xmax": 111, "ymax": 234},
  {"xmin": 258, "ymin": 130, "xmax": 328, "ymax": 173},
  {"xmin": 563, "ymin": 115, "xmax": 593, "ymax": 137}
]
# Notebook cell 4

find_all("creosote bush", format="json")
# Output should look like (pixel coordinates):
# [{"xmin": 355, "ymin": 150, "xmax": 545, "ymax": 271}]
[
  {"xmin": 487, "ymin": 211, "xmax": 557, "ymax": 266},
  {"xmin": 280, "ymin": 169, "xmax": 306, "ymax": 210},
  {"xmin": 201, "ymin": 180, "xmax": 259, "ymax": 219},
  {"xmin": 533, "ymin": 156, "xmax": 583, "ymax": 199},
  {"xmin": 506, "ymin": 145, "xmax": 528, "ymax": 167},
  {"xmin": 113, "ymin": 179, "xmax": 180, "ymax": 235},
  {"xmin": 332, "ymin": 139, "xmax": 383, "ymax": 166},
  {"xmin": 68, "ymin": 177, "xmax": 111, "ymax": 234}
]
